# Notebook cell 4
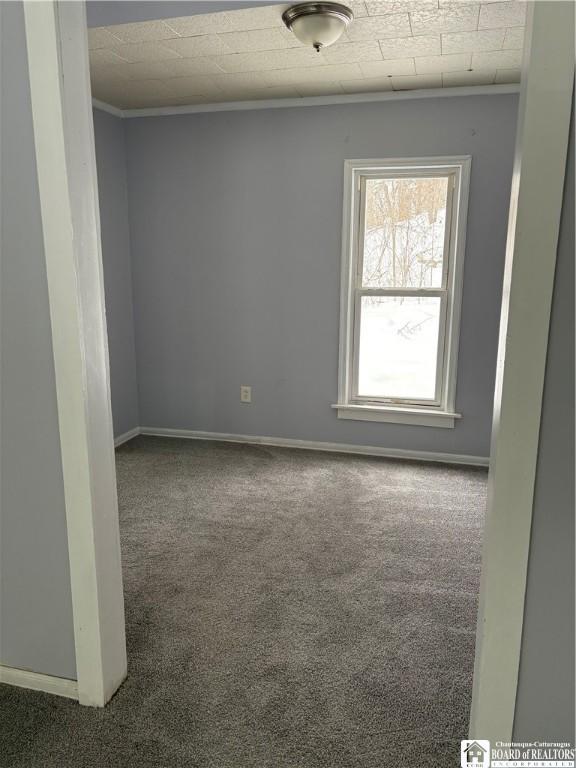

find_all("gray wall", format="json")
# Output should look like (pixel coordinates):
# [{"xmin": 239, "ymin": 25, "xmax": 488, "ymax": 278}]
[
  {"xmin": 125, "ymin": 93, "xmax": 518, "ymax": 458},
  {"xmin": 513, "ymin": 102, "xmax": 575, "ymax": 742},
  {"xmin": 93, "ymin": 109, "xmax": 139, "ymax": 439},
  {"xmin": 0, "ymin": 1, "xmax": 76, "ymax": 679},
  {"xmin": 87, "ymin": 1, "xmax": 283, "ymax": 28}
]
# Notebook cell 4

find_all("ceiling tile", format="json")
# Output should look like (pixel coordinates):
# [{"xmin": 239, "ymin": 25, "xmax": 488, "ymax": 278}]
[
  {"xmin": 121, "ymin": 93, "xmax": 209, "ymax": 109},
  {"xmin": 366, "ymin": 1, "xmax": 438, "ymax": 14},
  {"xmin": 472, "ymin": 48, "xmax": 522, "ymax": 69},
  {"xmin": 161, "ymin": 7, "xmax": 287, "ymax": 37},
  {"xmin": 89, "ymin": 1, "xmax": 525, "ymax": 108},
  {"xmin": 88, "ymin": 27, "xmax": 122, "ymax": 50},
  {"xmin": 359, "ymin": 57, "xmax": 416, "ymax": 77},
  {"xmin": 347, "ymin": 13, "xmax": 411, "ymax": 41},
  {"xmin": 161, "ymin": 34, "xmax": 234, "ymax": 58},
  {"xmin": 109, "ymin": 42, "xmax": 182, "ymax": 64},
  {"xmin": 263, "ymin": 63, "xmax": 364, "ymax": 86},
  {"xmin": 495, "ymin": 68, "xmax": 521, "ymax": 84},
  {"xmin": 89, "ymin": 48, "xmax": 129, "ymax": 66},
  {"xmin": 442, "ymin": 28, "xmax": 505, "ymax": 54},
  {"xmin": 92, "ymin": 88, "xmax": 124, "ymax": 107},
  {"xmin": 211, "ymin": 72, "xmax": 270, "ymax": 90},
  {"xmin": 219, "ymin": 4, "xmax": 288, "ymax": 32},
  {"xmin": 503, "ymin": 26, "xmax": 524, "ymax": 50},
  {"xmin": 117, "ymin": 61, "xmax": 182, "ymax": 81},
  {"xmin": 340, "ymin": 76, "xmax": 393, "ymax": 93},
  {"xmin": 90, "ymin": 63, "xmax": 130, "ymax": 85},
  {"xmin": 213, "ymin": 85, "xmax": 301, "ymax": 101},
  {"xmin": 91, "ymin": 85, "xmax": 124, "ymax": 106},
  {"xmin": 113, "ymin": 79, "xmax": 174, "ymax": 98},
  {"xmin": 415, "ymin": 53, "xmax": 471, "ymax": 74},
  {"xmin": 379, "ymin": 34, "xmax": 441, "ymax": 59},
  {"xmin": 437, "ymin": 0, "xmax": 487, "ymax": 5},
  {"xmin": 214, "ymin": 47, "xmax": 324, "ymax": 73},
  {"xmin": 162, "ymin": 12, "xmax": 235, "ymax": 36},
  {"xmin": 478, "ymin": 1, "xmax": 526, "ymax": 30},
  {"xmin": 217, "ymin": 28, "xmax": 298, "ymax": 54},
  {"xmin": 91, "ymin": 73, "xmax": 124, "ymax": 94},
  {"xmin": 162, "ymin": 76, "xmax": 217, "ymax": 97},
  {"xmin": 442, "ymin": 0, "xmax": 508, "ymax": 3},
  {"xmin": 105, "ymin": 20, "xmax": 177, "ymax": 44},
  {"xmin": 95, "ymin": 79, "xmax": 174, "ymax": 108},
  {"xmin": 155, "ymin": 94, "xmax": 211, "ymax": 106},
  {"xmin": 194, "ymin": 86, "xmax": 234, "ymax": 101},
  {"xmin": 322, "ymin": 40, "xmax": 384, "ymax": 65},
  {"xmin": 442, "ymin": 69, "xmax": 496, "ymax": 86},
  {"xmin": 153, "ymin": 58, "xmax": 226, "ymax": 77},
  {"xmin": 410, "ymin": 4, "xmax": 480, "ymax": 35},
  {"xmin": 250, "ymin": 86, "xmax": 303, "ymax": 100},
  {"xmin": 296, "ymin": 81, "xmax": 346, "ymax": 96},
  {"xmin": 390, "ymin": 73, "xmax": 442, "ymax": 90},
  {"xmin": 349, "ymin": 2, "xmax": 369, "ymax": 19}
]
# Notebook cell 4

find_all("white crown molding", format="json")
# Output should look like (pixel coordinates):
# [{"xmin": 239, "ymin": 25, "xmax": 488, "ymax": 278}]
[
  {"xmin": 139, "ymin": 426, "xmax": 489, "ymax": 466},
  {"xmin": 91, "ymin": 98, "xmax": 123, "ymax": 118},
  {"xmin": 0, "ymin": 665, "xmax": 79, "ymax": 700},
  {"xmin": 91, "ymin": 83, "xmax": 520, "ymax": 120}
]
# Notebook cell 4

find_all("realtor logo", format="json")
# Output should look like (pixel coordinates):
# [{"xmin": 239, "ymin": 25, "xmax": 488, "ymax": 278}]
[{"xmin": 461, "ymin": 740, "xmax": 491, "ymax": 767}]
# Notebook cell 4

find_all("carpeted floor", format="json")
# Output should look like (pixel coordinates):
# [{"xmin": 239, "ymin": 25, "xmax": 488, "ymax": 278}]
[{"xmin": 0, "ymin": 436, "xmax": 487, "ymax": 768}]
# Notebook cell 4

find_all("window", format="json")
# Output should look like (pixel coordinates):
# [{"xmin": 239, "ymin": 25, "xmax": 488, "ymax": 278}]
[{"xmin": 334, "ymin": 157, "xmax": 470, "ymax": 428}]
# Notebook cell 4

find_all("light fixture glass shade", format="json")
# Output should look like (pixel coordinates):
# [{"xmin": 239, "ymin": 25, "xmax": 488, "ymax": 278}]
[
  {"xmin": 290, "ymin": 14, "xmax": 347, "ymax": 48},
  {"xmin": 282, "ymin": 3, "xmax": 354, "ymax": 51}
]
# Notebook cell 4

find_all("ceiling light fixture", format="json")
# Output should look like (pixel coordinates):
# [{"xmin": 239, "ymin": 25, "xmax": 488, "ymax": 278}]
[{"xmin": 282, "ymin": 2, "xmax": 354, "ymax": 52}]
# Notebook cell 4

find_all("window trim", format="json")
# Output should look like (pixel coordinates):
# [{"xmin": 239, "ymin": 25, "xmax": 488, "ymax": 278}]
[{"xmin": 334, "ymin": 156, "xmax": 471, "ymax": 428}]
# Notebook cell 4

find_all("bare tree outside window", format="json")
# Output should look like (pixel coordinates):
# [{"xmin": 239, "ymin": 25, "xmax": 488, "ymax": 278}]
[
  {"xmin": 362, "ymin": 177, "xmax": 448, "ymax": 290},
  {"xmin": 357, "ymin": 176, "xmax": 450, "ymax": 401}
]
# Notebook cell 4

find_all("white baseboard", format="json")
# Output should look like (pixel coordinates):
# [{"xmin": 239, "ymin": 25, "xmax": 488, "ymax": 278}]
[
  {"xmin": 139, "ymin": 427, "xmax": 489, "ymax": 467},
  {"xmin": 114, "ymin": 426, "xmax": 140, "ymax": 447},
  {"xmin": 0, "ymin": 664, "xmax": 78, "ymax": 700}
]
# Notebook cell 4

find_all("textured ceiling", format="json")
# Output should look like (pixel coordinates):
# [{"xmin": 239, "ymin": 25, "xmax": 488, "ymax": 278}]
[{"xmin": 89, "ymin": 1, "xmax": 525, "ymax": 110}]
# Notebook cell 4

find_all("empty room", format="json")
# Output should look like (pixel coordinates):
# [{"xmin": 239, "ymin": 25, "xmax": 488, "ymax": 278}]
[{"xmin": 1, "ymin": 1, "xmax": 574, "ymax": 767}]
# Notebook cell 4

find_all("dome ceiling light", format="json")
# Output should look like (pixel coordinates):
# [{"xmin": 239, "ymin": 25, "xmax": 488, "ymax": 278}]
[{"xmin": 282, "ymin": 3, "xmax": 354, "ymax": 52}]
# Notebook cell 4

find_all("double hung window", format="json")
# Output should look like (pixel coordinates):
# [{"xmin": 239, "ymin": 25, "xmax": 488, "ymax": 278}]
[{"xmin": 334, "ymin": 157, "xmax": 470, "ymax": 428}]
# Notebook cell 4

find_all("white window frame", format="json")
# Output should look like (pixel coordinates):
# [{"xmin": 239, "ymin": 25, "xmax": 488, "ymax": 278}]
[{"xmin": 333, "ymin": 156, "xmax": 471, "ymax": 428}]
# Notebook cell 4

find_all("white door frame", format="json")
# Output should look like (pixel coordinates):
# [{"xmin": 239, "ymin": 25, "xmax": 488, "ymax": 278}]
[
  {"xmin": 23, "ymin": 0, "xmax": 127, "ymax": 706},
  {"xmin": 20, "ymin": 0, "xmax": 573, "ymax": 721},
  {"xmin": 469, "ymin": 0, "xmax": 574, "ymax": 742}
]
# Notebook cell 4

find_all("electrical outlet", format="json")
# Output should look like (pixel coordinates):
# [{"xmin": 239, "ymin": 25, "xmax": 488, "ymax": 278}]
[{"xmin": 240, "ymin": 385, "xmax": 252, "ymax": 403}]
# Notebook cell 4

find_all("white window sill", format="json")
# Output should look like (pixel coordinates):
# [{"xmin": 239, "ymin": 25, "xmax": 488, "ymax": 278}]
[{"xmin": 331, "ymin": 403, "xmax": 461, "ymax": 428}]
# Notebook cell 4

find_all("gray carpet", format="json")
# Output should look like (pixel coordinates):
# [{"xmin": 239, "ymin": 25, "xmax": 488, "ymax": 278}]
[{"xmin": 0, "ymin": 436, "xmax": 487, "ymax": 767}]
